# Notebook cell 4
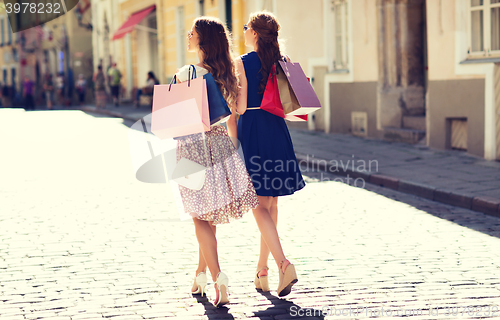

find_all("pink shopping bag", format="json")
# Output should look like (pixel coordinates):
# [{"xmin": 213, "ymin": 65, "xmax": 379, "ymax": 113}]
[
  {"xmin": 278, "ymin": 61, "xmax": 321, "ymax": 115},
  {"xmin": 151, "ymin": 75, "xmax": 210, "ymax": 139}
]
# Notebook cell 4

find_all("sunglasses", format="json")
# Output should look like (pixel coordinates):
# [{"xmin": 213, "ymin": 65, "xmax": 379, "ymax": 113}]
[{"xmin": 243, "ymin": 24, "xmax": 251, "ymax": 32}]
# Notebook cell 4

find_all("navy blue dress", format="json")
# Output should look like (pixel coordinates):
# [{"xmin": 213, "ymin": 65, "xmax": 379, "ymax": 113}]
[{"xmin": 237, "ymin": 51, "xmax": 305, "ymax": 197}]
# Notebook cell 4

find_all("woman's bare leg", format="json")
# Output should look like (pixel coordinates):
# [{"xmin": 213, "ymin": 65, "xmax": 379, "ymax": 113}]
[
  {"xmin": 253, "ymin": 196, "xmax": 286, "ymax": 271},
  {"xmin": 256, "ymin": 197, "xmax": 278, "ymax": 276},
  {"xmin": 192, "ymin": 219, "xmax": 221, "ymax": 281},
  {"xmin": 195, "ymin": 224, "xmax": 216, "ymax": 275}
]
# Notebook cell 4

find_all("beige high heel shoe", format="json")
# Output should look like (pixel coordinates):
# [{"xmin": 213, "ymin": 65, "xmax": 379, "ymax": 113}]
[
  {"xmin": 214, "ymin": 271, "xmax": 229, "ymax": 307},
  {"xmin": 277, "ymin": 260, "xmax": 298, "ymax": 297},
  {"xmin": 254, "ymin": 267, "xmax": 269, "ymax": 292},
  {"xmin": 191, "ymin": 272, "xmax": 207, "ymax": 296}
]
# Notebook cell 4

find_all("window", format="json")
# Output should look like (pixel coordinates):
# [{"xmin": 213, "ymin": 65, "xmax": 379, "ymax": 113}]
[
  {"xmin": 148, "ymin": 15, "xmax": 159, "ymax": 73},
  {"xmin": 198, "ymin": 0, "xmax": 204, "ymax": 16},
  {"xmin": 11, "ymin": 68, "xmax": 16, "ymax": 89},
  {"xmin": 58, "ymin": 51, "xmax": 64, "ymax": 73},
  {"xmin": 225, "ymin": 0, "xmax": 232, "ymax": 32},
  {"xmin": 7, "ymin": 20, "xmax": 12, "ymax": 45},
  {"xmin": 258, "ymin": 0, "xmax": 274, "ymax": 12},
  {"xmin": 218, "ymin": 0, "xmax": 233, "ymax": 31},
  {"xmin": 327, "ymin": 0, "xmax": 349, "ymax": 71},
  {"xmin": 176, "ymin": 6, "xmax": 186, "ymax": 67},
  {"xmin": 1, "ymin": 17, "xmax": 4, "ymax": 46},
  {"xmin": 469, "ymin": 0, "xmax": 500, "ymax": 56}
]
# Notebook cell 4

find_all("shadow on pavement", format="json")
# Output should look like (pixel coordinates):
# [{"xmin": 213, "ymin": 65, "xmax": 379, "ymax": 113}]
[
  {"xmin": 192, "ymin": 294, "xmax": 235, "ymax": 320},
  {"xmin": 252, "ymin": 290, "xmax": 325, "ymax": 320},
  {"xmin": 190, "ymin": 290, "xmax": 324, "ymax": 319}
]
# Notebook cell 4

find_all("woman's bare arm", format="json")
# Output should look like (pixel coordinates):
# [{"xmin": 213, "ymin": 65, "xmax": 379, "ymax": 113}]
[
  {"xmin": 226, "ymin": 110, "xmax": 239, "ymax": 149},
  {"xmin": 235, "ymin": 57, "xmax": 247, "ymax": 115}
]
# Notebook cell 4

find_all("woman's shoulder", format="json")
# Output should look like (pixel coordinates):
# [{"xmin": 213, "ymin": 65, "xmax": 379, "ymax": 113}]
[
  {"xmin": 239, "ymin": 52, "xmax": 259, "ymax": 69},
  {"xmin": 240, "ymin": 51, "xmax": 257, "ymax": 60},
  {"xmin": 175, "ymin": 64, "xmax": 209, "ymax": 82}
]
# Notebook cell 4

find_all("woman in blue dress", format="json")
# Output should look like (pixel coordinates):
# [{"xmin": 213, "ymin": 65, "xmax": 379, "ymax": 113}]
[{"xmin": 232, "ymin": 11, "xmax": 305, "ymax": 297}]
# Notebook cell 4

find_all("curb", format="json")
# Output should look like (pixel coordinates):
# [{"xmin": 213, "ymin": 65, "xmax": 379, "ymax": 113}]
[
  {"xmin": 295, "ymin": 153, "xmax": 500, "ymax": 219},
  {"xmin": 77, "ymin": 107, "xmax": 500, "ymax": 219}
]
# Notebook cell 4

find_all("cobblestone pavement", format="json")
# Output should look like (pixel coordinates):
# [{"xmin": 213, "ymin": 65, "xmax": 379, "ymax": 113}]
[
  {"xmin": 76, "ymin": 103, "xmax": 500, "ymax": 217},
  {"xmin": 1, "ymin": 109, "xmax": 500, "ymax": 319}
]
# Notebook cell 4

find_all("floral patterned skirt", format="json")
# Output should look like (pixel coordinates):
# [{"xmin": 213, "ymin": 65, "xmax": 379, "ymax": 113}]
[{"xmin": 176, "ymin": 125, "xmax": 259, "ymax": 225}]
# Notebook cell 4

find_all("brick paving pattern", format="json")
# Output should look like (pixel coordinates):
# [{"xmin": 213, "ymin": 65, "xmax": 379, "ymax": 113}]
[{"xmin": 1, "ymin": 109, "xmax": 499, "ymax": 319}]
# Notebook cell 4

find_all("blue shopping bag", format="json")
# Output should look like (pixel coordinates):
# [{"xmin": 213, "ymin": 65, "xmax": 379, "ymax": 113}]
[{"xmin": 203, "ymin": 73, "xmax": 231, "ymax": 125}]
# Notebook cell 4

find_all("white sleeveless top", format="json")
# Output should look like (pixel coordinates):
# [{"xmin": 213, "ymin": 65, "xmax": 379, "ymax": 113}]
[{"xmin": 175, "ymin": 65, "xmax": 208, "ymax": 82}]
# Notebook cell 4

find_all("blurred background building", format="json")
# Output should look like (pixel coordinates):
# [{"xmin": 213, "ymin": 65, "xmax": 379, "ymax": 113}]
[
  {"xmin": 40, "ymin": 0, "xmax": 93, "ymax": 105},
  {"xmin": 0, "ymin": 6, "xmax": 21, "ymax": 108},
  {"xmin": 0, "ymin": 1, "xmax": 92, "ymax": 106}
]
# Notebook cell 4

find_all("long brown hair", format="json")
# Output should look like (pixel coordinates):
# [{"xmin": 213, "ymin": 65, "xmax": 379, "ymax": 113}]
[
  {"xmin": 194, "ymin": 17, "xmax": 238, "ymax": 105},
  {"xmin": 248, "ymin": 11, "xmax": 283, "ymax": 93}
]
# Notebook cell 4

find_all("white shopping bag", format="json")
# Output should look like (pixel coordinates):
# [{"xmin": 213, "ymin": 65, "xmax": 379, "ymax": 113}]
[{"xmin": 171, "ymin": 157, "xmax": 206, "ymax": 190}]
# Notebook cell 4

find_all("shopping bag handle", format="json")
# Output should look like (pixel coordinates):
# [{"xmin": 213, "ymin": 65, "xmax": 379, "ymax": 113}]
[
  {"xmin": 274, "ymin": 56, "xmax": 287, "ymax": 76},
  {"xmin": 188, "ymin": 64, "xmax": 197, "ymax": 81},
  {"xmin": 168, "ymin": 75, "xmax": 177, "ymax": 91},
  {"xmin": 187, "ymin": 65, "xmax": 197, "ymax": 87},
  {"xmin": 167, "ymin": 65, "xmax": 197, "ymax": 91}
]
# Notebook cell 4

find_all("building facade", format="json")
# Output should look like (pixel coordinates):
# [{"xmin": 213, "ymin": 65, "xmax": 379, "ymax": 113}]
[
  {"xmin": 104, "ymin": 0, "xmax": 499, "ymax": 160},
  {"xmin": 306, "ymin": 0, "xmax": 499, "ymax": 161}
]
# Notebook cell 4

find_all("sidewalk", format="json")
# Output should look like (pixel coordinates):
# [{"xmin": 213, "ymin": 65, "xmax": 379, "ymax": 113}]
[{"xmin": 78, "ymin": 102, "xmax": 500, "ymax": 218}]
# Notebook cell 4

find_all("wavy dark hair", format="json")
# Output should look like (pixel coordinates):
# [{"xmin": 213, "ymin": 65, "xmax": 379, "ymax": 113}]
[
  {"xmin": 193, "ymin": 17, "xmax": 238, "ymax": 105},
  {"xmin": 248, "ymin": 11, "xmax": 283, "ymax": 93}
]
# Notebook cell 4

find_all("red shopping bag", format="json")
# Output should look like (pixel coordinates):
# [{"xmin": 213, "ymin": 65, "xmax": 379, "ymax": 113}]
[
  {"xmin": 260, "ymin": 64, "xmax": 285, "ymax": 118},
  {"xmin": 151, "ymin": 70, "xmax": 210, "ymax": 139}
]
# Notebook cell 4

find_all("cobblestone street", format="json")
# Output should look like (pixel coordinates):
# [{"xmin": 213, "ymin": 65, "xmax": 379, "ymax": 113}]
[{"xmin": 1, "ymin": 110, "xmax": 500, "ymax": 319}]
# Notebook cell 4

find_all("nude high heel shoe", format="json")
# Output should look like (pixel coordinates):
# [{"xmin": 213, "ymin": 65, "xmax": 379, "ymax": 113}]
[
  {"xmin": 191, "ymin": 272, "xmax": 207, "ymax": 296},
  {"xmin": 254, "ymin": 267, "xmax": 269, "ymax": 292},
  {"xmin": 214, "ymin": 271, "xmax": 229, "ymax": 307},
  {"xmin": 277, "ymin": 260, "xmax": 298, "ymax": 297}
]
